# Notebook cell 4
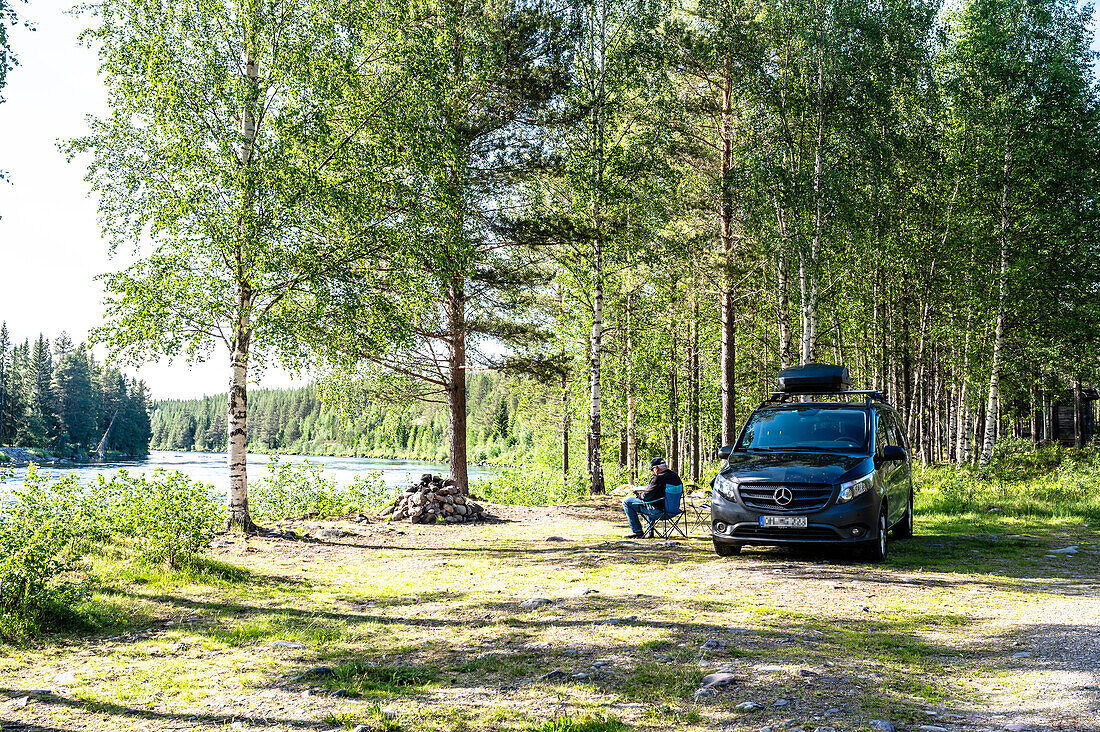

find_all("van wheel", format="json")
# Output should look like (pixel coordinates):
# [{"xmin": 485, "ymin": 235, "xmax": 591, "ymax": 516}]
[
  {"xmin": 893, "ymin": 490, "xmax": 914, "ymax": 539},
  {"xmin": 713, "ymin": 540, "xmax": 742, "ymax": 557},
  {"xmin": 862, "ymin": 505, "xmax": 888, "ymax": 563}
]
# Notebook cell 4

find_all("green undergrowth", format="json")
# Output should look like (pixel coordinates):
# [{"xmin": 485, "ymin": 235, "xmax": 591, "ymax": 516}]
[
  {"xmin": 915, "ymin": 442, "xmax": 1100, "ymax": 522},
  {"xmin": 529, "ymin": 717, "xmax": 628, "ymax": 732}
]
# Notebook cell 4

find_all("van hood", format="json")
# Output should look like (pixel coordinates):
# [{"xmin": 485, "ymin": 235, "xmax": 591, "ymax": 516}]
[{"xmin": 722, "ymin": 451, "xmax": 871, "ymax": 485}]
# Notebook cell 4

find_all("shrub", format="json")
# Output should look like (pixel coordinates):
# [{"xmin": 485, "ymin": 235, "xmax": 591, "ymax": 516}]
[
  {"xmin": 250, "ymin": 456, "xmax": 384, "ymax": 521},
  {"xmin": 474, "ymin": 466, "xmax": 591, "ymax": 505},
  {"xmin": 88, "ymin": 470, "xmax": 224, "ymax": 567},
  {"xmin": 0, "ymin": 466, "xmax": 84, "ymax": 637}
]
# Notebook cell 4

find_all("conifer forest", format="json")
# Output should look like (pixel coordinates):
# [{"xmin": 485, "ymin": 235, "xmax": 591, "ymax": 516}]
[{"xmin": 0, "ymin": 324, "xmax": 152, "ymax": 457}]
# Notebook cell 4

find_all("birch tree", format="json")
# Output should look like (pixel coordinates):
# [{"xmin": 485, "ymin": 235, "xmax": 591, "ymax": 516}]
[{"xmin": 71, "ymin": 0, "xmax": 408, "ymax": 529}]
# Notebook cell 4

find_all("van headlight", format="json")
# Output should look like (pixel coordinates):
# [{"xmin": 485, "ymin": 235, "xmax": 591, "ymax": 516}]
[
  {"xmin": 837, "ymin": 472, "xmax": 874, "ymax": 504},
  {"xmin": 712, "ymin": 473, "xmax": 738, "ymax": 501}
]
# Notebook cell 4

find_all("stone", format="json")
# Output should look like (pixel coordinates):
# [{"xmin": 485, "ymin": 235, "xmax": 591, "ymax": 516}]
[
  {"xmin": 701, "ymin": 638, "xmax": 728, "ymax": 651},
  {"xmin": 773, "ymin": 698, "xmax": 790, "ymax": 707},
  {"xmin": 519, "ymin": 597, "xmax": 553, "ymax": 610},
  {"xmin": 571, "ymin": 672, "xmax": 590, "ymax": 680},
  {"xmin": 757, "ymin": 664, "xmax": 786, "ymax": 673},
  {"xmin": 918, "ymin": 727, "xmax": 948, "ymax": 732},
  {"xmin": 1050, "ymin": 546, "xmax": 1078, "ymax": 554},
  {"xmin": 540, "ymin": 669, "xmax": 567, "ymax": 680},
  {"xmin": 735, "ymin": 701, "xmax": 762, "ymax": 710},
  {"xmin": 1002, "ymin": 725, "xmax": 1031, "ymax": 732},
  {"xmin": 1011, "ymin": 651, "xmax": 1032, "ymax": 658},
  {"xmin": 11, "ymin": 696, "xmax": 29, "ymax": 709},
  {"xmin": 700, "ymin": 672, "xmax": 738, "ymax": 688},
  {"xmin": 814, "ymin": 728, "xmax": 837, "ymax": 732},
  {"xmin": 798, "ymin": 669, "xmax": 819, "ymax": 677},
  {"xmin": 52, "ymin": 671, "xmax": 76, "ymax": 685},
  {"xmin": 291, "ymin": 666, "xmax": 335, "ymax": 681},
  {"xmin": 523, "ymin": 642, "xmax": 552, "ymax": 650},
  {"xmin": 610, "ymin": 702, "xmax": 644, "ymax": 709},
  {"xmin": 545, "ymin": 535, "xmax": 566, "ymax": 542},
  {"xmin": 693, "ymin": 687, "xmax": 719, "ymax": 702},
  {"xmin": 869, "ymin": 722, "xmax": 897, "ymax": 732},
  {"xmin": 271, "ymin": 641, "xmax": 306, "ymax": 649}
]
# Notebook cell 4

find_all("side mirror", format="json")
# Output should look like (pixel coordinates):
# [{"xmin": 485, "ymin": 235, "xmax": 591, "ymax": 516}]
[
  {"xmin": 882, "ymin": 445, "xmax": 907, "ymax": 463},
  {"xmin": 717, "ymin": 445, "xmax": 734, "ymax": 460}
]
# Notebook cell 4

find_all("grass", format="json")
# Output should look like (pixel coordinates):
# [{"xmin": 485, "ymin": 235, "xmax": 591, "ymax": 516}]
[{"xmin": 0, "ymin": 446, "xmax": 1096, "ymax": 731}]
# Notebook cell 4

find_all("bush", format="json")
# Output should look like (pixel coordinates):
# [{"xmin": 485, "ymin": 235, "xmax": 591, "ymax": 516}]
[
  {"xmin": 0, "ymin": 466, "xmax": 84, "ymax": 637},
  {"xmin": 474, "ymin": 466, "xmax": 591, "ymax": 505},
  {"xmin": 87, "ymin": 470, "xmax": 224, "ymax": 568},
  {"xmin": 916, "ymin": 443, "xmax": 1100, "ymax": 520},
  {"xmin": 250, "ymin": 456, "xmax": 384, "ymax": 521}
]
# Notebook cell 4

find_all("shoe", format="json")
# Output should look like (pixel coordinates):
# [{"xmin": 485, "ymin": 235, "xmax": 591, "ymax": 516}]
[{"xmin": 623, "ymin": 532, "xmax": 643, "ymax": 539}]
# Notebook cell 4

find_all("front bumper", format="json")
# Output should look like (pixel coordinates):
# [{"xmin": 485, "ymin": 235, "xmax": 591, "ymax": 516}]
[{"xmin": 710, "ymin": 488, "xmax": 880, "ymax": 546}]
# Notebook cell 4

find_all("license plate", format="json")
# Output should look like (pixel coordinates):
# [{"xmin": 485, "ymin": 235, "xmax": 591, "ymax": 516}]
[{"xmin": 759, "ymin": 515, "xmax": 808, "ymax": 528}]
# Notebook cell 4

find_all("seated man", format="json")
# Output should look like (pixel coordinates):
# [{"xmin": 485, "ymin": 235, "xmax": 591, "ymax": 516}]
[{"xmin": 622, "ymin": 457, "xmax": 683, "ymax": 538}]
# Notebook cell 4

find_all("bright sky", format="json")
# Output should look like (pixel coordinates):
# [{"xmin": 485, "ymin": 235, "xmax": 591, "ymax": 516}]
[
  {"xmin": 0, "ymin": 4, "xmax": 1097, "ymax": 401},
  {"xmin": 0, "ymin": 3, "xmax": 305, "ymax": 400}
]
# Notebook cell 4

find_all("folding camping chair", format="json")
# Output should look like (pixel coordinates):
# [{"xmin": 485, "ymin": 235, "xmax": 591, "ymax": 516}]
[
  {"xmin": 684, "ymin": 483, "xmax": 712, "ymax": 535},
  {"xmin": 641, "ymin": 484, "xmax": 687, "ymax": 539}
]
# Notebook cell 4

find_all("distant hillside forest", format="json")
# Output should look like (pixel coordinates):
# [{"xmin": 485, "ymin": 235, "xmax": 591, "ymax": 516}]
[
  {"xmin": 0, "ymin": 324, "xmax": 153, "ymax": 456},
  {"xmin": 150, "ymin": 372, "xmax": 533, "ymax": 462}
]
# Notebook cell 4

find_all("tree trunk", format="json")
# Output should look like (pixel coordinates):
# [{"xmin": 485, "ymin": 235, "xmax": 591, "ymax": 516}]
[
  {"xmin": 777, "ymin": 249, "xmax": 792, "ymax": 369},
  {"xmin": 586, "ymin": 0, "xmax": 607, "ymax": 496},
  {"xmin": 800, "ymin": 54, "xmax": 826, "ymax": 366},
  {"xmin": 669, "ymin": 312, "xmax": 679, "ymax": 476},
  {"xmin": 955, "ymin": 331, "xmax": 971, "ymax": 464},
  {"xmin": 719, "ymin": 58, "xmax": 737, "ymax": 446},
  {"xmin": 626, "ymin": 291, "xmax": 637, "ymax": 484},
  {"xmin": 1030, "ymin": 381, "xmax": 1040, "ymax": 446},
  {"xmin": 1074, "ymin": 379, "xmax": 1084, "ymax": 448},
  {"xmin": 691, "ymin": 296, "xmax": 701, "ymax": 483},
  {"xmin": 226, "ymin": 320, "xmax": 253, "ymax": 531},
  {"xmin": 446, "ymin": 278, "xmax": 469, "ymax": 491},
  {"xmin": 226, "ymin": 33, "xmax": 261, "ymax": 533},
  {"xmin": 979, "ymin": 149, "xmax": 1011, "ymax": 474},
  {"xmin": 561, "ymin": 368, "xmax": 569, "ymax": 487}
]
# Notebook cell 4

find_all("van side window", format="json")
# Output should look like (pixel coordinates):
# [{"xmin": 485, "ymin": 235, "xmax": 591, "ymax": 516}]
[
  {"xmin": 875, "ymin": 413, "xmax": 889, "ymax": 456},
  {"xmin": 887, "ymin": 413, "xmax": 907, "ymax": 450}
]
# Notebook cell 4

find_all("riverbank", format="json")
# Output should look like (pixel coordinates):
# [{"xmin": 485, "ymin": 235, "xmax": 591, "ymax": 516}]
[
  {"xmin": 0, "ymin": 446, "xmax": 147, "ymax": 468},
  {"xmin": 1, "ymin": 497, "xmax": 1096, "ymax": 731}
]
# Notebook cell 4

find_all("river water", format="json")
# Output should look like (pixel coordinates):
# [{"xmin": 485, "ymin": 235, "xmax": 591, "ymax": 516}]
[{"xmin": 0, "ymin": 450, "xmax": 500, "ymax": 498}]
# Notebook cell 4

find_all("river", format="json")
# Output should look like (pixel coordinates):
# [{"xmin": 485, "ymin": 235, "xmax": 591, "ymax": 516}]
[{"xmin": 0, "ymin": 450, "xmax": 500, "ymax": 498}]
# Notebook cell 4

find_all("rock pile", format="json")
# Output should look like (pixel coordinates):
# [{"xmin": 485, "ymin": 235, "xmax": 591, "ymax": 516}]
[{"xmin": 381, "ymin": 473, "xmax": 487, "ymax": 524}]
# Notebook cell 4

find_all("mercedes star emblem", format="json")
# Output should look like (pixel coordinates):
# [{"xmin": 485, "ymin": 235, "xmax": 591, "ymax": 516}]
[{"xmin": 774, "ymin": 487, "xmax": 793, "ymax": 506}]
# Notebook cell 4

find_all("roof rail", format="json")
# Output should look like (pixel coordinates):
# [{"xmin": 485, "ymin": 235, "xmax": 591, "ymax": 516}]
[{"xmin": 764, "ymin": 389, "xmax": 886, "ymax": 405}]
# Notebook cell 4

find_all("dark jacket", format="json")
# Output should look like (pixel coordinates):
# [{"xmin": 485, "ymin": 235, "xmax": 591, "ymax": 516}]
[{"xmin": 638, "ymin": 468, "xmax": 683, "ymax": 506}]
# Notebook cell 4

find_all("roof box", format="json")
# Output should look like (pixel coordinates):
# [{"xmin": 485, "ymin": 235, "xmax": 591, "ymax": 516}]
[{"xmin": 777, "ymin": 363, "xmax": 850, "ymax": 394}]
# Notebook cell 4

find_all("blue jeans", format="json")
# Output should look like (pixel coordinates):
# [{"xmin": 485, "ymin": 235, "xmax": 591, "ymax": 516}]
[{"xmin": 623, "ymin": 496, "xmax": 661, "ymax": 535}]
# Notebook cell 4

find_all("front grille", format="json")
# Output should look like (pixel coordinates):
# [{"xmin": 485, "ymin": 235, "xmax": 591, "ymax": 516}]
[
  {"xmin": 732, "ymin": 525, "xmax": 841, "ymax": 541},
  {"xmin": 738, "ymin": 483, "xmax": 833, "ymax": 513}
]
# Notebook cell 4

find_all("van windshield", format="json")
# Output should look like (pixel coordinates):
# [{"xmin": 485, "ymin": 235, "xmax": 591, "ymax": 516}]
[{"xmin": 737, "ymin": 407, "xmax": 869, "ymax": 452}]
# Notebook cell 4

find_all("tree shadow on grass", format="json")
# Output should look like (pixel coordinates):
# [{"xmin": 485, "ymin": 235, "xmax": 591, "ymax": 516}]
[{"xmin": 0, "ymin": 690, "xmax": 328, "ymax": 730}]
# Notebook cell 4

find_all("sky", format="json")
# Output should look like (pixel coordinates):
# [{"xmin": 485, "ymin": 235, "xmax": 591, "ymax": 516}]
[
  {"xmin": 0, "ymin": 3, "xmax": 305, "ymax": 400},
  {"xmin": 1, "ymin": 3, "xmax": 1098, "ymax": 400}
]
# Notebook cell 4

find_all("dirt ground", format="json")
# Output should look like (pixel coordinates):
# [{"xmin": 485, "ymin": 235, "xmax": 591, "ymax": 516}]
[{"xmin": 1, "ymin": 497, "xmax": 1097, "ymax": 732}]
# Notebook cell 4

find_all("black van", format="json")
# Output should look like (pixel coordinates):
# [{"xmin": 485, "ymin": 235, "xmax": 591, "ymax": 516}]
[{"xmin": 710, "ymin": 364, "xmax": 913, "ymax": 562}]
